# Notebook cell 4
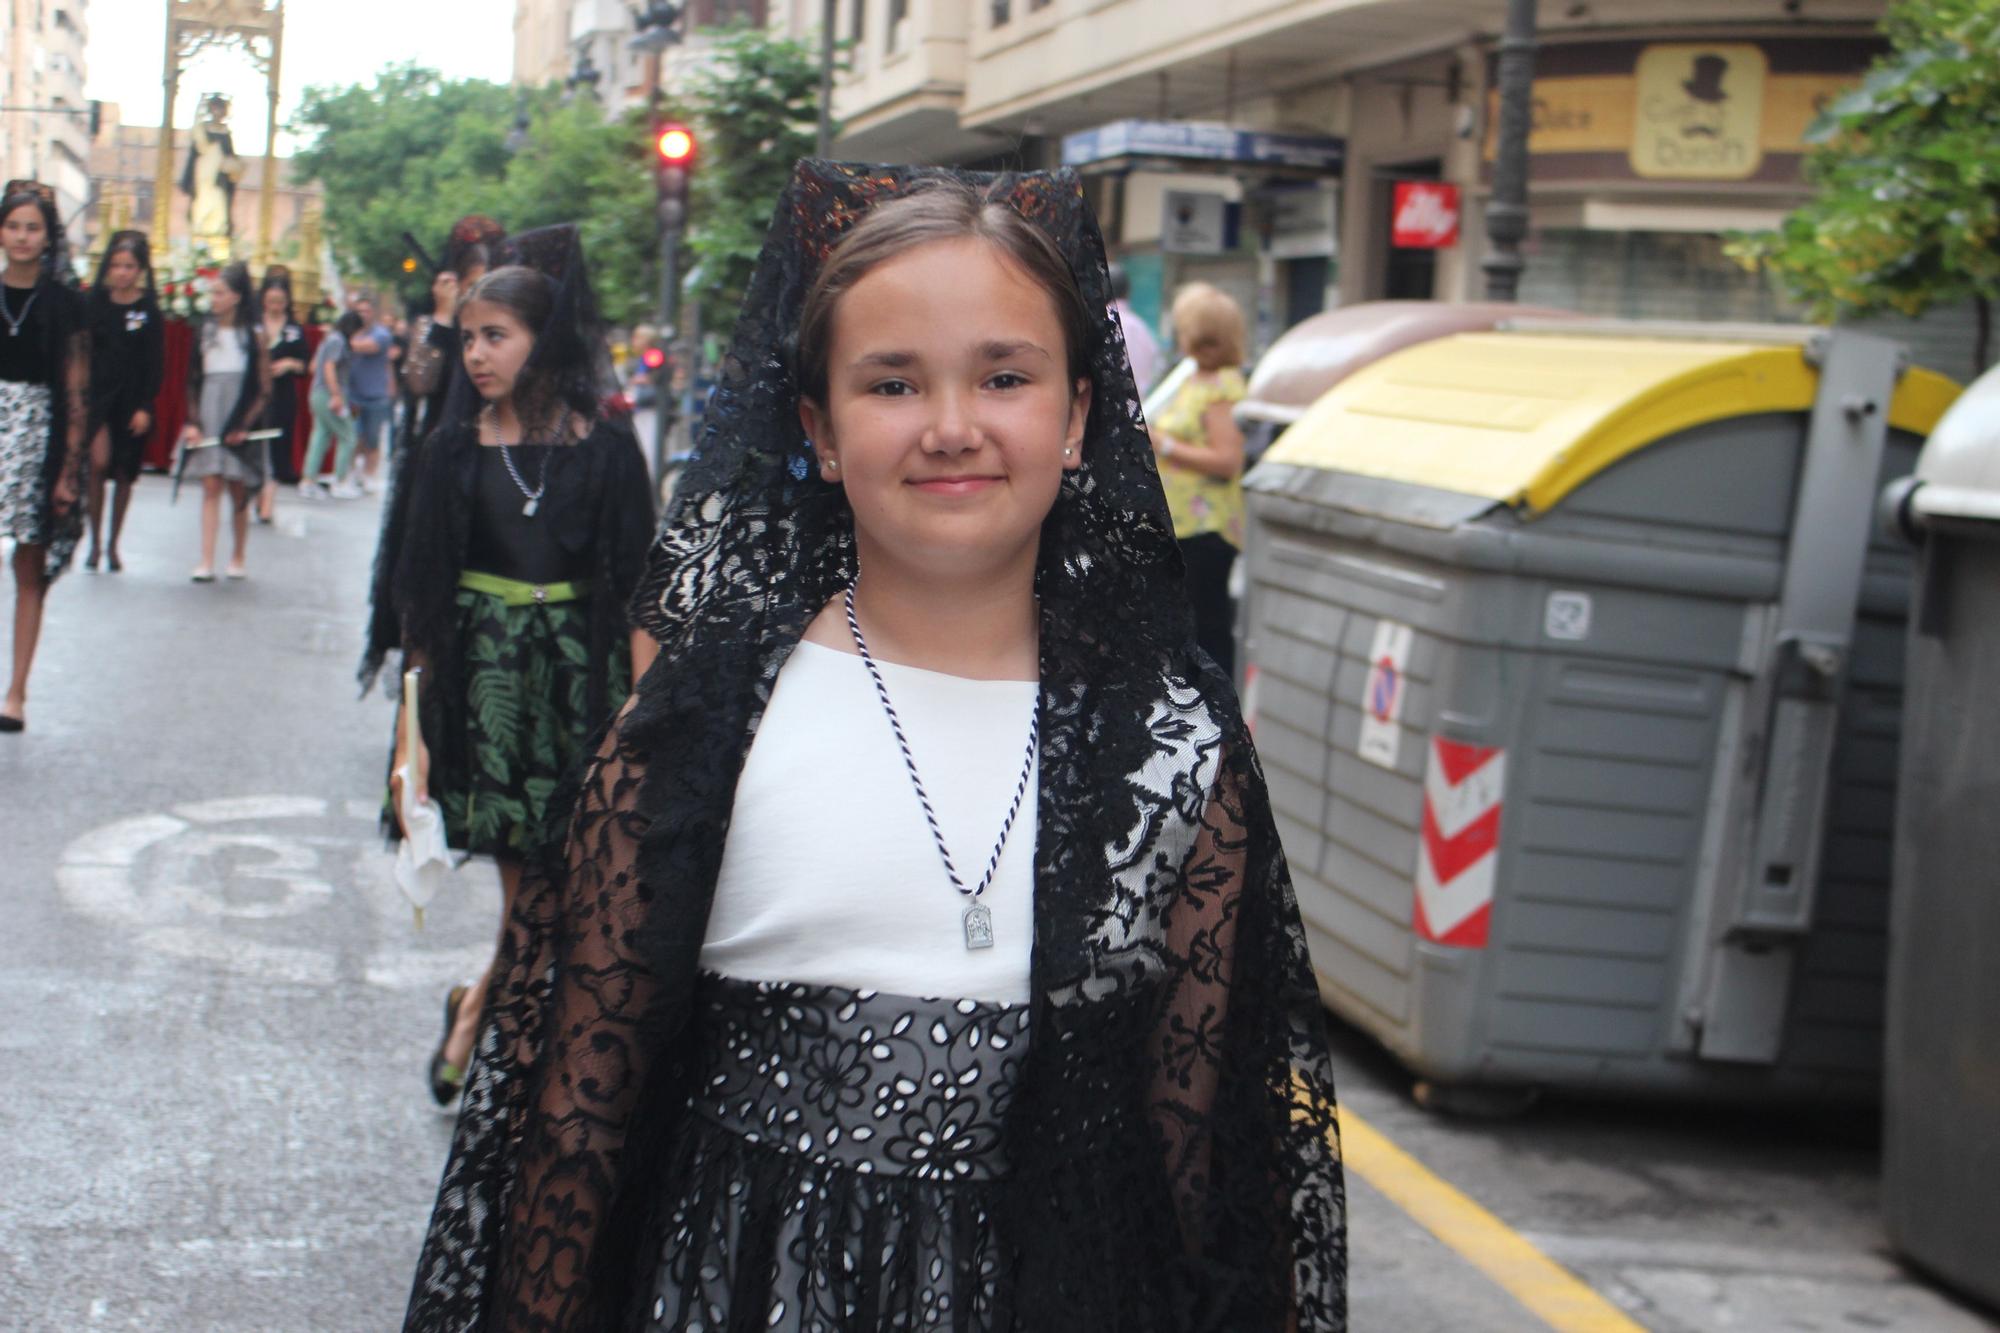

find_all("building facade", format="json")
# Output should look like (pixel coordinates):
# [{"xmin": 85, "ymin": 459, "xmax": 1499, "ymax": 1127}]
[
  {"xmin": 1, "ymin": 0, "xmax": 93, "ymax": 225},
  {"xmin": 514, "ymin": 0, "xmax": 769, "ymax": 116},
  {"xmin": 764, "ymin": 0, "xmax": 1982, "ymax": 380}
]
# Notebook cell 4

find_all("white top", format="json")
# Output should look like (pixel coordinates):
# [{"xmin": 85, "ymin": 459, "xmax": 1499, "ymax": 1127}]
[
  {"xmin": 204, "ymin": 325, "xmax": 249, "ymax": 376},
  {"xmin": 702, "ymin": 640, "xmax": 1040, "ymax": 1004}
]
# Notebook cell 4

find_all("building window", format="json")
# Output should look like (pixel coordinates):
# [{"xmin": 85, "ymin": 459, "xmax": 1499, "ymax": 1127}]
[
  {"xmin": 886, "ymin": 0, "xmax": 906, "ymax": 52},
  {"xmin": 991, "ymin": 0, "xmax": 1010, "ymax": 26},
  {"xmin": 1027, "ymin": 0, "xmax": 1051, "ymax": 8},
  {"xmin": 849, "ymin": 0, "xmax": 864, "ymax": 43}
]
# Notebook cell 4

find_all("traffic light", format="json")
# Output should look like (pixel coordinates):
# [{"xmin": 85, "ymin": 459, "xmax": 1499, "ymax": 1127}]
[
  {"xmin": 655, "ymin": 122, "xmax": 696, "ymax": 228},
  {"xmin": 641, "ymin": 346, "xmax": 666, "ymax": 371}
]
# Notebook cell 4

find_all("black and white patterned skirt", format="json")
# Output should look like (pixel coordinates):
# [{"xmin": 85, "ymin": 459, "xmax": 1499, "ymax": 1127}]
[
  {"xmin": 0, "ymin": 380, "xmax": 54, "ymax": 543},
  {"xmin": 647, "ymin": 972, "xmax": 1031, "ymax": 1331}
]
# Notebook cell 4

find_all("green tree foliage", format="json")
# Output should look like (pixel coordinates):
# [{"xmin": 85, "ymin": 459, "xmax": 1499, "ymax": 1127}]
[
  {"xmin": 287, "ymin": 31, "xmax": 824, "ymax": 336},
  {"xmin": 681, "ymin": 26, "xmax": 827, "ymax": 337},
  {"xmin": 1728, "ymin": 0, "xmax": 2000, "ymax": 373}
]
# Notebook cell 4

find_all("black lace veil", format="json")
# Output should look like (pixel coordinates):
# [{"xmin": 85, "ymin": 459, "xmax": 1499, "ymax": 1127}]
[{"xmin": 404, "ymin": 161, "xmax": 1346, "ymax": 1331}]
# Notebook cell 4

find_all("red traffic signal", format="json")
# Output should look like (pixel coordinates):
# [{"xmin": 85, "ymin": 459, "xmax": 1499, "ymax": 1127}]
[
  {"xmin": 656, "ymin": 125, "xmax": 695, "ymax": 165},
  {"xmin": 640, "ymin": 346, "xmax": 666, "ymax": 370}
]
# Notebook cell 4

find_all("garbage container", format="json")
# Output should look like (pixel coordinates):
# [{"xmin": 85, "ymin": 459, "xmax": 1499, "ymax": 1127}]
[
  {"xmin": 1880, "ymin": 363, "xmax": 2000, "ymax": 1310},
  {"xmin": 1239, "ymin": 322, "xmax": 1959, "ymax": 1106}
]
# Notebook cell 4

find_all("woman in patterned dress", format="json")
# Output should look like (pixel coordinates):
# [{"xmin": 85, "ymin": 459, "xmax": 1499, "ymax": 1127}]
[
  {"xmin": 403, "ymin": 165, "xmax": 1347, "ymax": 1333},
  {"xmin": 0, "ymin": 180, "xmax": 88, "ymax": 732},
  {"xmin": 385, "ymin": 228, "xmax": 657, "ymax": 1105}
]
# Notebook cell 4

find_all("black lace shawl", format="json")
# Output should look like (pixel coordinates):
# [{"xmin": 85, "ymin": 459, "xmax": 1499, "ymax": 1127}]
[
  {"xmin": 403, "ymin": 162, "xmax": 1346, "ymax": 1331},
  {"xmin": 21, "ymin": 278, "xmax": 90, "ymax": 582},
  {"xmin": 384, "ymin": 414, "xmax": 656, "ymax": 840}
]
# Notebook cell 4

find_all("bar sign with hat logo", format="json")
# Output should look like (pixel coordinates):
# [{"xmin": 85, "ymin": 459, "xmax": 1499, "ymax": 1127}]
[{"xmin": 1631, "ymin": 43, "xmax": 1768, "ymax": 180}]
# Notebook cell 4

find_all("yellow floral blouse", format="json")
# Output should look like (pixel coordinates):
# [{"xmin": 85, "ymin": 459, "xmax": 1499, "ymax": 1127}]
[{"xmin": 1155, "ymin": 367, "xmax": 1248, "ymax": 548}]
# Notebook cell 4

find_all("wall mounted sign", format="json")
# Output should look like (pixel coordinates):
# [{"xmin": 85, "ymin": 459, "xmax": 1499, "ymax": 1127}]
[{"xmin": 1391, "ymin": 182, "xmax": 1461, "ymax": 249}]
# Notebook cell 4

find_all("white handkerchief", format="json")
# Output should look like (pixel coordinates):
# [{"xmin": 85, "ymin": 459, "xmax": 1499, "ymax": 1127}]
[{"xmin": 394, "ymin": 764, "xmax": 456, "ymax": 926}]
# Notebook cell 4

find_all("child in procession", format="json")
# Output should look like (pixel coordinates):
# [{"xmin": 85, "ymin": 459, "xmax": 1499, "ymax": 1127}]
[{"xmin": 403, "ymin": 163, "xmax": 1346, "ymax": 1333}]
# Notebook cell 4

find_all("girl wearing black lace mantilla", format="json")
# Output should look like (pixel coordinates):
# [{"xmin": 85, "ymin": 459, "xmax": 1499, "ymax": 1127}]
[
  {"xmin": 404, "ymin": 164, "xmax": 1346, "ymax": 1332},
  {"xmin": 83, "ymin": 229, "xmax": 164, "ymax": 573},
  {"xmin": 387, "ymin": 226, "xmax": 658, "ymax": 1107}
]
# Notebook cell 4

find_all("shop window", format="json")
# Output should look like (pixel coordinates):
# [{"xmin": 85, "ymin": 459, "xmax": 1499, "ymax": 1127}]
[{"xmin": 991, "ymin": 0, "xmax": 1011, "ymax": 26}]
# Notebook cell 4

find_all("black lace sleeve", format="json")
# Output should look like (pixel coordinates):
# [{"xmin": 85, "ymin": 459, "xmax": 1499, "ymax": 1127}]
[
  {"xmin": 405, "ymin": 710, "xmax": 661, "ymax": 1332},
  {"xmin": 1151, "ymin": 734, "xmax": 1346, "ymax": 1328}
]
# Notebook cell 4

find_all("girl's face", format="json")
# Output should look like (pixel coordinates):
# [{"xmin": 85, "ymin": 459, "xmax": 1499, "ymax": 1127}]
[
  {"xmin": 800, "ymin": 236, "xmax": 1090, "ymax": 585},
  {"xmin": 104, "ymin": 251, "xmax": 142, "ymax": 295},
  {"xmin": 208, "ymin": 273, "xmax": 239, "ymax": 316},
  {"xmin": 2, "ymin": 203, "xmax": 48, "ymax": 269},
  {"xmin": 262, "ymin": 286, "xmax": 288, "ymax": 318},
  {"xmin": 459, "ymin": 298, "xmax": 535, "ymax": 404}
]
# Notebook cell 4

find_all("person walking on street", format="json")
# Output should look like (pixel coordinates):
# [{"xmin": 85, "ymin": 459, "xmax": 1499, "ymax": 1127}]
[
  {"xmin": 82, "ymin": 230, "xmax": 163, "ymax": 573},
  {"xmin": 299, "ymin": 311, "xmax": 360, "ymax": 498},
  {"xmin": 347, "ymin": 295, "xmax": 396, "ymax": 495},
  {"xmin": 179, "ymin": 262, "xmax": 271, "ymax": 582},
  {"xmin": 0, "ymin": 180, "xmax": 88, "ymax": 733},
  {"xmin": 253, "ymin": 272, "xmax": 309, "ymax": 523},
  {"xmin": 1108, "ymin": 260, "xmax": 1163, "ymax": 395},
  {"xmin": 1151, "ymin": 280, "xmax": 1251, "ymax": 678},
  {"xmin": 402, "ymin": 165, "xmax": 1345, "ymax": 1333},
  {"xmin": 385, "ymin": 227, "xmax": 656, "ymax": 1108}
]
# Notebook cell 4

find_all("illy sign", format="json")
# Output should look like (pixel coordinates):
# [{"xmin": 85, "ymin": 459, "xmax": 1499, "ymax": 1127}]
[{"xmin": 1392, "ymin": 182, "xmax": 1461, "ymax": 249}]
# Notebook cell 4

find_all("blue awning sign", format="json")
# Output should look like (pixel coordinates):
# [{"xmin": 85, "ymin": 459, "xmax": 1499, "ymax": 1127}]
[{"xmin": 1061, "ymin": 119, "xmax": 1346, "ymax": 173}]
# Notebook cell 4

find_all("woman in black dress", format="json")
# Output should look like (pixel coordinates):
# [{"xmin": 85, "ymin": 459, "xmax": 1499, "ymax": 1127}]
[
  {"xmin": 385, "ymin": 226, "xmax": 657, "ymax": 1105},
  {"xmin": 0, "ymin": 180, "xmax": 87, "ymax": 732},
  {"xmin": 253, "ymin": 271, "xmax": 309, "ymax": 523},
  {"xmin": 83, "ymin": 230, "xmax": 163, "ymax": 572}
]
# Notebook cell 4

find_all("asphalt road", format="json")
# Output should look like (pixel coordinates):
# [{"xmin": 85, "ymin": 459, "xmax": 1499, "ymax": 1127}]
[{"xmin": 1, "ymin": 480, "xmax": 1994, "ymax": 1332}]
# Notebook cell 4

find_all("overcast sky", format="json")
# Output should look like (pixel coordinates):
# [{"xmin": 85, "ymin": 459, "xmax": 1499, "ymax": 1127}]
[{"xmin": 84, "ymin": 0, "xmax": 514, "ymax": 154}]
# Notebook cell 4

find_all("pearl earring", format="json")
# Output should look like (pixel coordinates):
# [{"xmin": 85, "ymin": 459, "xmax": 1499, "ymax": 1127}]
[
  {"xmin": 825, "ymin": 458, "xmax": 839, "ymax": 470},
  {"xmin": 1063, "ymin": 447, "xmax": 1075, "ymax": 459}
]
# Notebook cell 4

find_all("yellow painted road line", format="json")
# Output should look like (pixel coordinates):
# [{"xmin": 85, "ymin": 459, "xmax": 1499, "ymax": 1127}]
[{"xmin": 1339, "ymin": 1107, "xmax": 1649, "ymax": 1333}]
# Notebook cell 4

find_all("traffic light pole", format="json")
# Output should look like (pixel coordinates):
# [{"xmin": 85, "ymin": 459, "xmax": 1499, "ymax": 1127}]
[{"xmin": 655, "ymin": 218, "xmax": 680, "ymax": 478}]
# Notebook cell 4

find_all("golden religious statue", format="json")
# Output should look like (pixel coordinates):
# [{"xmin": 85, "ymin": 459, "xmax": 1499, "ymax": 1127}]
[{"xmin": 180, "ymin": 92, "xmax": 242, "ymax": 253}]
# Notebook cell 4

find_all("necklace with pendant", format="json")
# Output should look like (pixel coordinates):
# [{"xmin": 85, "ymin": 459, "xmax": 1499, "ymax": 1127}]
[
  {"xmin": 484, "ymin": 406, "xmax": 562, "ymax": 516},
  {"xmin": 845, "ymin": 582, "xmax": 1038, "ymax": 951},
  {"xmin": 0, "ymin": 283, "xmax": 37, "ymax": 338}
]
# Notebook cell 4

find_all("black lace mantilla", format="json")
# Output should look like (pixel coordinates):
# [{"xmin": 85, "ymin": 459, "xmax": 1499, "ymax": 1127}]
[{"xmin": 404, "ymin": 161, "xmax": 1346, "ymax": 1332}]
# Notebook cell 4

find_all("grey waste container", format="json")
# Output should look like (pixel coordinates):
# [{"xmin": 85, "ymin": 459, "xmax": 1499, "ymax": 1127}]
[
  {"xmin": 1881, "ymin": 363, "xmax": 2000, "ymax": 1311},
  {"xmin": 1239, "ymin": 322, "xmax": 1961, "ymax": 1106}
]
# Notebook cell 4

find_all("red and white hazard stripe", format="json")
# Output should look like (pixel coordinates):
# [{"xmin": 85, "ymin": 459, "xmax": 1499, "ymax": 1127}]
[{"xmin": 1414, "ymin": 737, "xmax": 1506, "ymax": 949}]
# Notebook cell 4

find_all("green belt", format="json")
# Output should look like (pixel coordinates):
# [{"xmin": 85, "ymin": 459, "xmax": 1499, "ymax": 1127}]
[{"xmin": 457, "ymin": 570, "xmax": 589, "ymax": 606}]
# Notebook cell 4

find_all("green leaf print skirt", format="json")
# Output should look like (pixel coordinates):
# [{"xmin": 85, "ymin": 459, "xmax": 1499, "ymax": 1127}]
[{"xmin": 435, "ymin": 587, "xmax": 629, "ymax": 860}]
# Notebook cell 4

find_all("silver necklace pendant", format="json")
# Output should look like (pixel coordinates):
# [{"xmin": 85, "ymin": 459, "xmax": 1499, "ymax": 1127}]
[
  {"xmin": 521, "ymin": 497, "xmax": 538, "ymax": 518},
  {"xmin": 963, "ymin": 902, "xmax": 995, "ymax": 951}
]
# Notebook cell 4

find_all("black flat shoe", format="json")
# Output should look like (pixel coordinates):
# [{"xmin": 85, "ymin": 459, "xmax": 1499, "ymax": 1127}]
[
  {"xmin": 428, "ymin": 983, "xmax": 470, "ymax": 1105},
  {"xmin": 107, "ymin": 553, "xmax": 123, "ymax": 573},
  {"xmin": 0, "ymin": 715, "xmax": 22, "ymax": 733},
  {"xmin": 83, "ymin": 552, "xmax": 100, "ymax": 572}
]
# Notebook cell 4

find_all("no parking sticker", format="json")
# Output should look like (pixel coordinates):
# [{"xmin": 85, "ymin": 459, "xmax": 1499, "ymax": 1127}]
[{"xmin": 1358, "ymin": 620, "xmax": 1413, "ymax": 770}]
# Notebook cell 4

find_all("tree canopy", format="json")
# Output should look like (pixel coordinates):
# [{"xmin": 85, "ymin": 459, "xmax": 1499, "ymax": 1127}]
[
  {"xmin": 286, "ymin": 29, "xmax": 825, "ymax": 337},
  {"xmin": 1729, "ymin": 0, "xmax": 2000, "ymax": 372}
]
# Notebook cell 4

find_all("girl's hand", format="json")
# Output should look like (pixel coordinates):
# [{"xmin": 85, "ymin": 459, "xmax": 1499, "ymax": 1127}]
[
  {"xmin": 329, "ymin": 395, "xmax": 346, "ymax": 417},
  {"xmin": 179, "ymin": 424, "xmax": 201, "ymax": 446},
  {"xmin": 389, "ymin": 733, "xmax": 433, "ymax": 839},
  {"xmin": 224, "ymin": 429, "xmax": 247, "ymax": 446},
  {"xmin": 52, "ymin": 471, "xmax": 78, "ymax": 515},
  {"xmin": 129, "ymin": 409, "xmax": 152, "ymax": 436}
]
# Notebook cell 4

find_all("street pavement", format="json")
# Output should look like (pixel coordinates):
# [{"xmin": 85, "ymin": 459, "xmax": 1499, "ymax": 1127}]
[{"xmin": 2, "ymin": 479, "xmax": 1996, "ymax": 1332}]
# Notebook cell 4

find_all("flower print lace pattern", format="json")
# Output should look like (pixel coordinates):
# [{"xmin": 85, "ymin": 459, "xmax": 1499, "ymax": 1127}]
[{"xmin": 646, "ymin": 973, "xmax": 1029, "ymax": 1331}]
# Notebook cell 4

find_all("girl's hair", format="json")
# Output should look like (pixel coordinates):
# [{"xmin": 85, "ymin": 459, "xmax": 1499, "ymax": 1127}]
[
  {"xmin": 1, "ymin": 187, "xmax": 62, "ymax": 278},
  {"xmin": 214, "ymin": 262, "xmax": 256, "ymax": 333},
  {"xmin": 93, "ymin": 230, "xmax": 153, "ymax": 290},
  {"xmin": 796, "ymin": 178, "xmax": 1094, "ymax": 403},
  {"xmin": 259, "ymin": 270, "xmax": 295, "ymax": 321},
  {"xmin": 335, "ymin": 309, "xmax": 364, "ymax": 339},
  {"xmin": 1169, "ymin": 282, "xmax": 1246, "ymax": 370},
  {"xmin": 462, "ymin": 261, "xmax": 597, "ymax": 428}
]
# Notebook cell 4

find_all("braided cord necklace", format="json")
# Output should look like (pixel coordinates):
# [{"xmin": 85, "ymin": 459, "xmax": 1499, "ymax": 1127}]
[
  {"xmin": 845, "ymin": 582, "xmax": 1039, "ymax": 951},
  {"xmin": 481, "ymin": 404, "xmax": 563, "ymax": 516}
]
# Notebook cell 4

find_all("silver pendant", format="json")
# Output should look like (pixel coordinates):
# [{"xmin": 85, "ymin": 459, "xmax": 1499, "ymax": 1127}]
[
  {"xmin": 522, "ymin": 497, "xmax": 538, "ymax": 517},
  {"xmin": 963, "ymin": 902, "xmax": 994, "ymax": 951}
]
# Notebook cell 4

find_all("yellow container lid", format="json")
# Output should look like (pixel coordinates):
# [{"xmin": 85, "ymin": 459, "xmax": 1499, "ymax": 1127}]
[{"xmin": 1262, "ymin": 330, "xmax": 1962, "ymax": 515}]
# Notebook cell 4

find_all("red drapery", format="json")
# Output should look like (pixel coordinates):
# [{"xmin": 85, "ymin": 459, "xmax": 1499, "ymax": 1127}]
[{"xmin": 143, "ymin": 319, "xmax": 332, "ymax": 476}]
